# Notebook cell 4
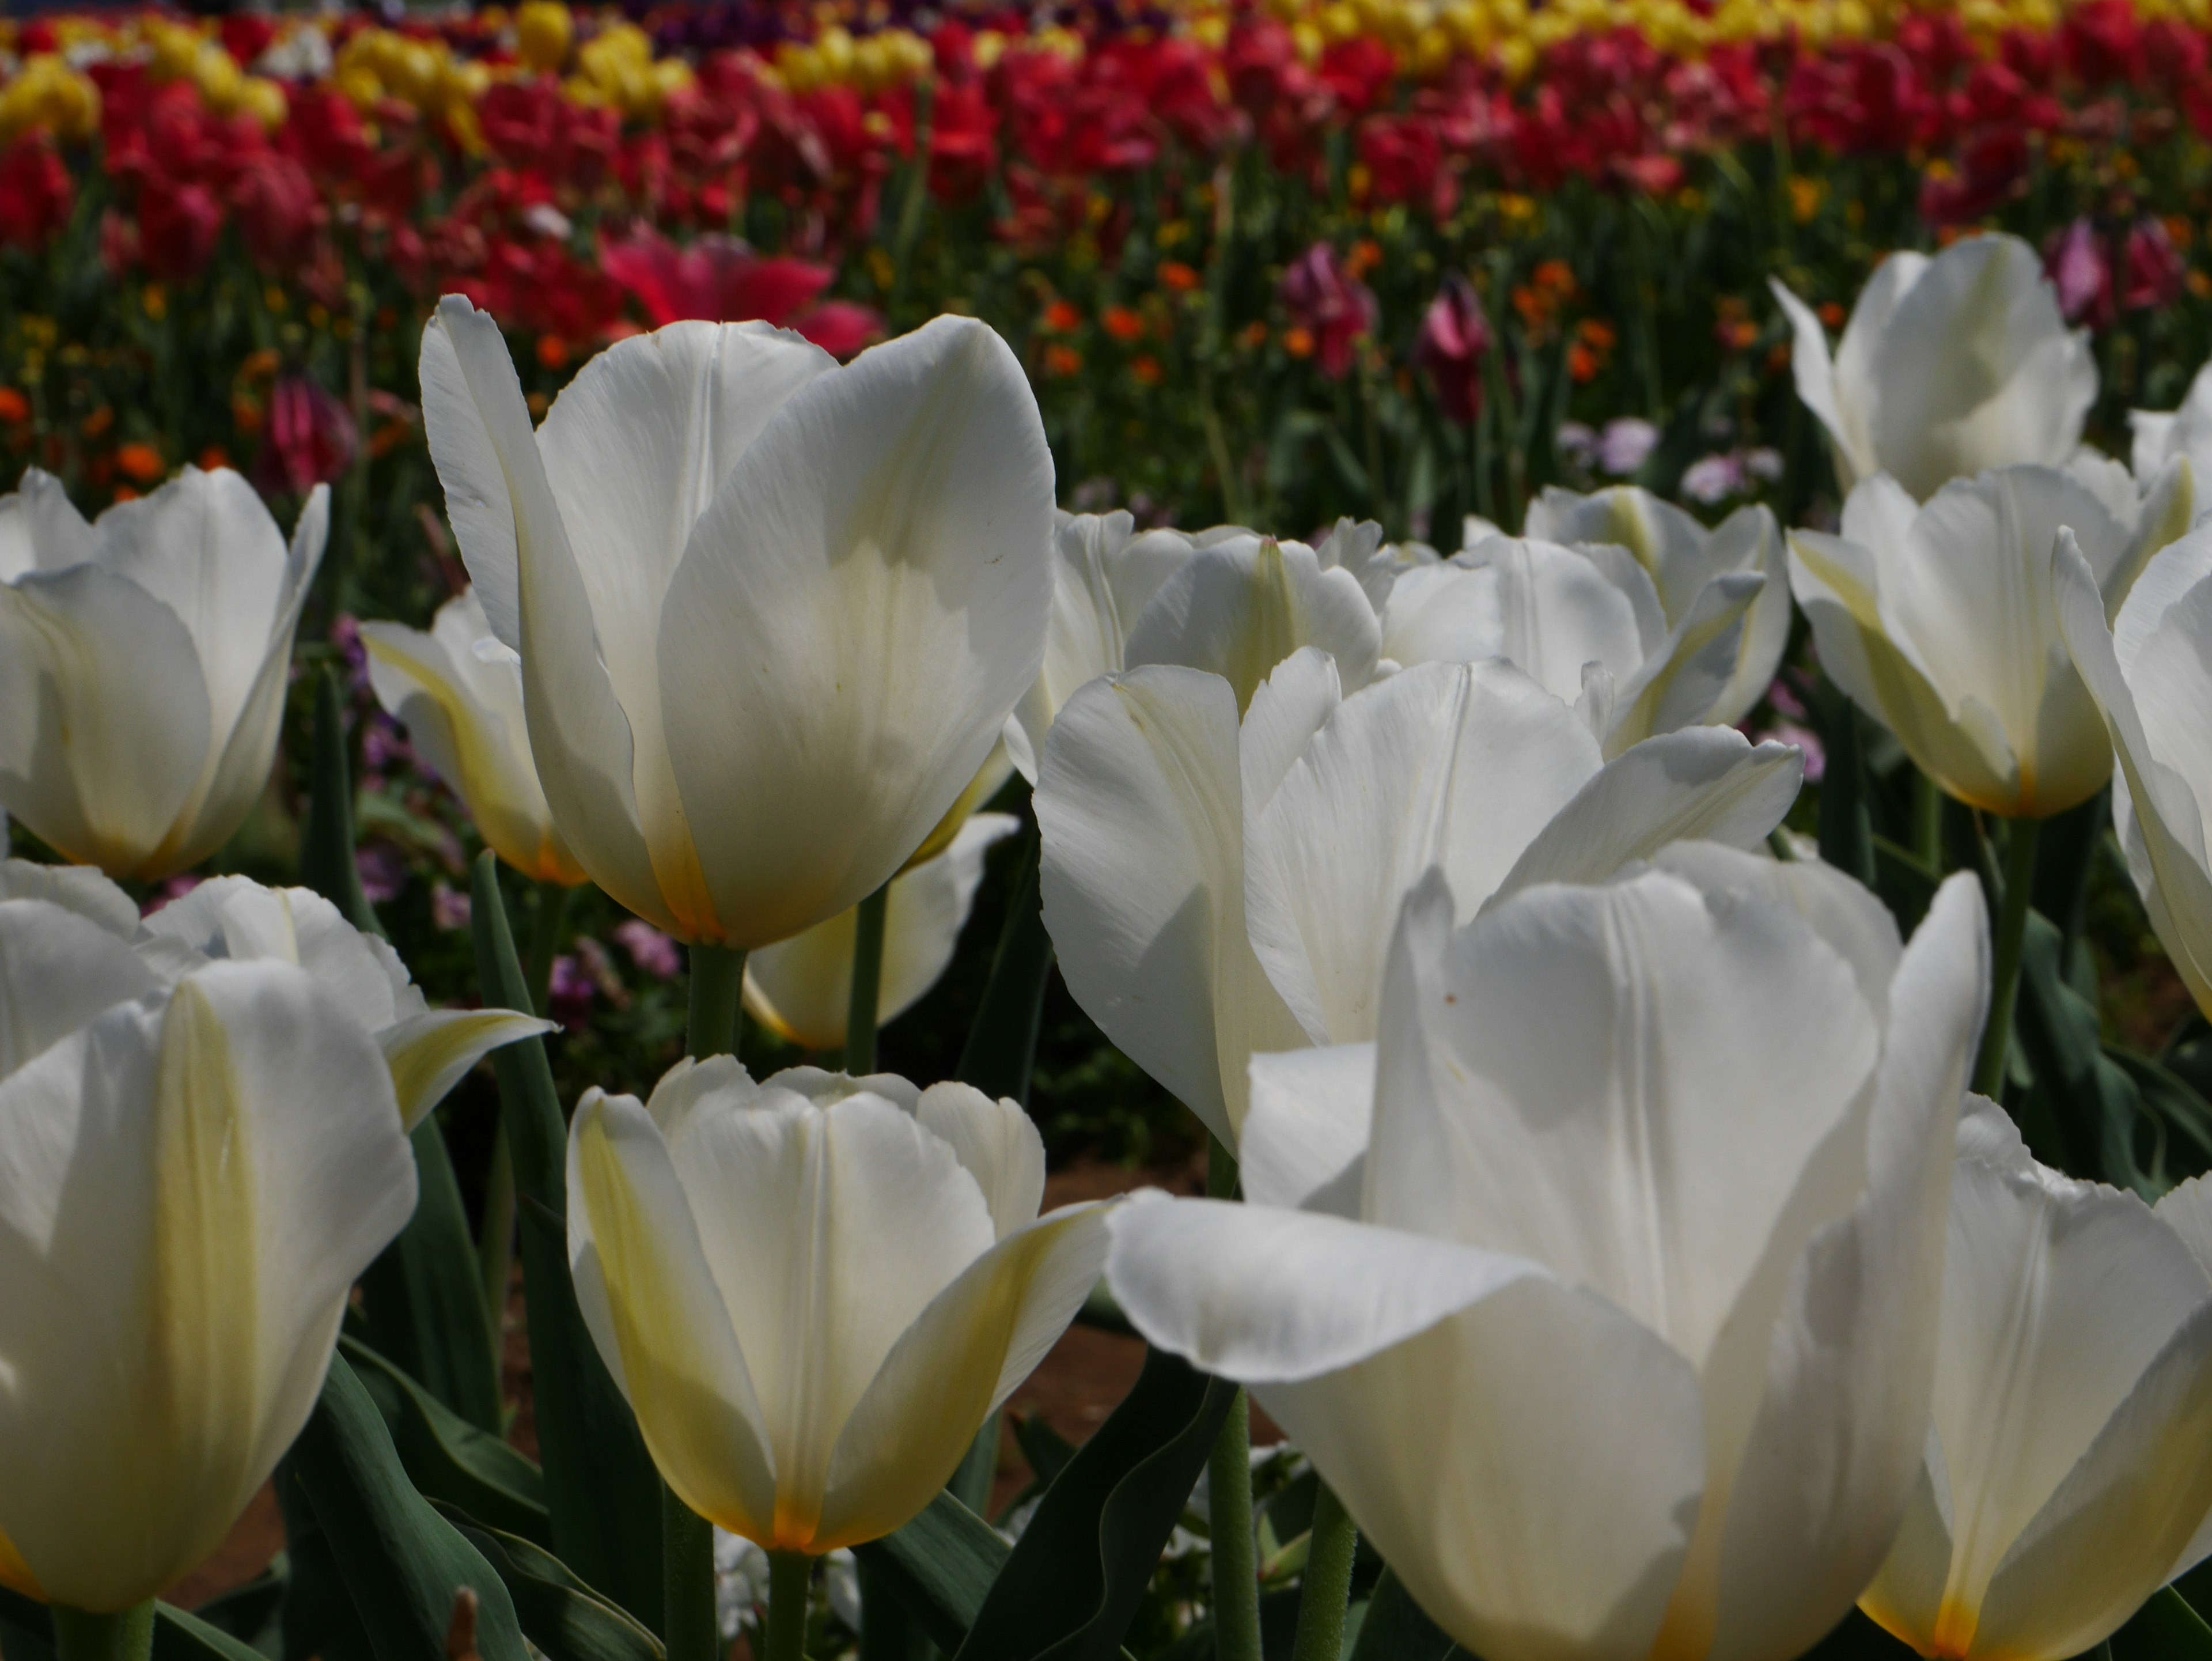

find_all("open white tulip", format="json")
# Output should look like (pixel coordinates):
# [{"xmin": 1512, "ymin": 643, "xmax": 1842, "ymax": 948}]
[
  {"xmin": 421, "ymin": 300, "xmax": 1054, "ymax": 947},
  {"xmin": 0, "ymin": 954, "xmax": 416, "ymax": 1611},
  {"xmin": 743, "ymin": 812, "xmax": 1020, "ymax": 1051},
  {"xmin": 1108, "ymin": 848, "xmax": 1990, "ymax": 1661},
  {"xmin": 567, "ymin": 1060, "xmax": 1109, "ymax": 1553},
  {"xmin": 1036, "ymin": 647, "xmax": 1801, "ymax": 1147},
  {"xmin": 1790, "ymin": 464, "xmax": 2162, "ymax": 818},
  {"xmin": 1860, "ymin": 1100, "xmax": 2212, "ymax": 1660},
  {"xmin": 1772, "ymin": 233, "xmax": 2095, "ymax": 501},
  {"xmin": 361, "ymin": 589, "xmax": 589, "ymax": 888},
  {"xmin": 0, "ymin": 467, "xmax": 325, "ymax": 880},
  {"xmin": 1524, "ymin": 486, "xmax": 1790, "ymax": 727},
  {"xmin": 2131, "ymin": 360, "xmax": 2212, "ymax": 501},
  {"xmin": 1379, "ymin": 534, "xmax": 1763, "ymax": 755},
  {"xmin": 128, "ymin": 873, "xmax": 550, "ymax": 1127},
  {"xmin": 2056, "ymin": 520, "xmax": 2212, "ymax": 1017}
]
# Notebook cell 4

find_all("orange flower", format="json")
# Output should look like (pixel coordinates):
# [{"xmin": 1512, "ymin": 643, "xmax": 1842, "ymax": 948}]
[
  {"xmin": 1817, "ymin": 301, "xmax": 1846, "ymax": 328},
  {"xmin": 80, "ymin": 406, "xmax": 113, "ymax": 440},
  {"xmin": 1346, "ymin": 239, "xmax": 1383, "ymax": 281},
  {"xmin": 233, "ymin": 394, "xmax": 266, "ymax": 437},
  {"xmin": 116, "ymin": 442, "xmax": 164, "ymax": 484},
  {"xmin": 1577, "ymin": 318, "xmax": 1616, "ymax": 351},
  {"xmin": 0, "ymin": 388, "xmax": 28, "ymax": 424},
  {"xmin": 111, "ymin": 486, "xmax": 139, "ymax": 502},
  {"xmin": 196, "ymin": 445, "xmax": 230, "ymax": 472},
  {"xmin": 536, "ymin": 335, "xmax": 571, "ymax": 371},
  {"xmin": 1044, "ymin": 344, "xmax": 1084, "ymax": 377},
  {"xmin": 1043, "ymin": 300, "xmax": 1082, "ymax": 332},
  {"xmin": 1103, "ymin": 306, "xmax": 1146, "ymax": 342},
  {"xmin": 240, "ymin": 348, "xmax": 282, "ymax": 381},
  {"xmin": 1568, "ymin": 343, "xmax": 1600, "ymax": 383},
  {"xmin": 1158, "ymin": 261, "xmax": 1201, "ymax": 293},
  {"xmin": 1533, "ymin": 259, "xmax": 1576, "ymax": 298},
  {"xmin": 1240, "ymin": 320, "xmax": 1269, "ymax": 349},
  {"xmin": 1283, "ymin": 325, "xmax": 1315, "ymax": 360},
  {"xmin": 1131, "ymin": 354, "xmax": 1164, "ymax": 385}
]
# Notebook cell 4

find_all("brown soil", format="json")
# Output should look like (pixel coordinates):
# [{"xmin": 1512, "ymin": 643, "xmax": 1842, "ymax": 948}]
[{"xmin": 166, "ymin": 1153, "xmax": 1224, "ymax": 1610}]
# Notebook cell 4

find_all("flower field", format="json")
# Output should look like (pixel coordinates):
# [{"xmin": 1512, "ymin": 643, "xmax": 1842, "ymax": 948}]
[{"xmin": 17, "ymin": 1, "xmax": 2212, "ymax": 1660}]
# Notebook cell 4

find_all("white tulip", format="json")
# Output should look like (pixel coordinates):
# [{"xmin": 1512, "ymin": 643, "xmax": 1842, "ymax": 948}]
[
  {"xmin": 1772, "ymin": 233, "xmax": 2096, "ymax": 501},
  {"xmin": 1108, "ymin": 849, "xmax": 1990, "ymax": 1661},
  {"xmin": 420, "ymin": 301, "xmax": 1054, "ymax": 947},
  {"xmin": 743, "ymin": 812, "xmax": 1021, "ymax": 1051},
  {"xmin": 2131, "ymin": 360, "xmax": 2212, "ymax": 502},
  {"xmin": 0, "ymin": 953, "xmax": 415, "ymax": 1611},
  {"xmin": 1036, "ymin": 648, "xmax": 1801, "ymax": 1147},
  {"xmin": 1378, "ymin": 535, "xmax": 1763, "ymax": 755},
  {"xmin": 119, "ymin": 871, "xmax": 549, "ymax": 1127},
  {"xmin": 0, "ymin": 467, "xmax": 326, "ymax": 880},
  {"xmin": 2055, "ymin": 520, "xmax": 2212, "ymax": 1017},
  {"xmin": 1860, "ymin": 1100, "xmax": 2212, "ymax": 1660},
  {"xmin": 1790, "ymin": 464, "xmax": 2159, "ymax": 818},
  {"xmin": 1524, "ymin": 485, "xmax": 1790, "ymax": 728},
  {"xmin": 567, "ymin": 1060, "xmax": 1109, "ymax": 1553},
  {"xmin": 361, "ymin": 589, "xmax": 589, "ymax": 888}
]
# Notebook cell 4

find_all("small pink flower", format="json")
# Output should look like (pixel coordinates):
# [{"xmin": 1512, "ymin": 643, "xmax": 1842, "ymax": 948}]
[{"xmin": 615, "ymin": 918, "xmax": 681, "ymax": 981}]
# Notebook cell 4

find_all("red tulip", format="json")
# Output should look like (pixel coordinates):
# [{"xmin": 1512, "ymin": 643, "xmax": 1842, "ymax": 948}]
[
  {"xmin": 1414, "ymin": 274, "xmax": 1493, "ymax": 426},
  {"xmin": 231, "ymin": 155, "xmax": 321, "ymax": 273},
  {"xmin": 2047, "ymin": 216, "xmax": 2112, "ymax": 326},
  {"xmin": 1280, "ymin": 242, "xmax": 1378, "ymax": 380},
  {"xmin": 601, "ymin": 227, "xmax": 885, "ymax": 355},
  {"xmin": 0, "ymin": 136, "xmax": 72, "ymax": 253},
  {"xmin": 2123, "ymin": 215, "xmax": 2186, "ymax": 313},
  {"xmin": 137, "ymin": 180, "xmax": 224, "ymax": 283},
  {"xmin": 260, "ymin": 374, "xmax": 359, "ymax": 496}
]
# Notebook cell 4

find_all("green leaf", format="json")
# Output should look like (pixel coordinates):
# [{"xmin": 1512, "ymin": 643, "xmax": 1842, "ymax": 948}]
[
  {"xmin": 302, "ymin": 665, "xmax": 382, "ymax": 937},
  {"xmin": 1151, "ymin": 1589, "xmax": 1302, "ymax": 1661},
  {"xmin": 956, "ymin": 833, "xmax": 1054, "ymax": 1106},
  {"xmin": 1343, "ymin": 1569, "xmax": 1459, "ymax": 1661},
  {"xmin": 853, "ymin": 1490, "xmax": 1010, "ymax": 1652},
  {"xmin": 472, "ymin": 852, "xmax": 665, "ymax": 1630},
  {"xmin": 0, "ymin": 1594, "xmax": 278, "ymax": 1661},
  {"xmin": 2111, "ymin": 1049, "xmax": 2212, "ymax": 1189},
  {"xmin": 2013, "ymin": 910, "xmax": 2143, "ymax": 1184},
  {"xmin": 354, "ymin": 1118, "xmax": 506, "ymax": 1433},
  {"xmin": 340, "ymin": 1335, "xmax": 551, "ymax": 1546},
  {"xmin": 1813, "ymin": 684, "xmax": 1874, "ymax": 892},
  {"xmin": 285, "ymin": 1351, "xmax": 531, "ymax": 1661},
  {"xmin": 2112, "ymin": 1586, "xmax": 2212, "ymax": 1658},
  {"xmin": 439, "ymin": 1508, "xmax": 668, "ymax": 1661},
  {"xmin": 1869, "ymin": 835, "xmax": 1936, "ymax": 938},
  {"xmin": 185, "ymin": 1562, "xmax": 285, "ymax": 1658},
  {"xmin": 952, "ymin": 1347, "xmax": 1237, "ymax": 1661},
  {"xmin": 275, "ymin": 1469, "xmax": 376, "ymax": 1661}
]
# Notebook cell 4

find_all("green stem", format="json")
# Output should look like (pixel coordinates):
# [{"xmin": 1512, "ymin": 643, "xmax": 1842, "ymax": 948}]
[
  {"xmin": 1914, "ymin": 770, "xmax": 1944, "ymax": 873},
  {"xmin": 1206, "ymin": 1136, "xmax": 1260, "ymax": 1661},
  {"xmin": 662, "ymin": 1486, "xmax": 719, "ymax": 1661},
  {"xmin": 527, "ymin": 881, "xmax": 573, "ymax": 1019},
  {"xmin": 767, "ymin": 1550, "xmax": 813, "ymax": 1661},
  {"xmin": 1289, "ymin": 1483, "xmax": 1359, "ymax": 1661},
  {"xmin": 844, "ymin": 884, "xmax": 891, "ymax": 1073},
  {"xmin": 688, "ymin": 943, "xmax": 748, "ymax": 1062},
  {"xmin": 51, "ymin": 1605, "xmax": 154, "ymax": 1661},
  {"xmin": 478, "ymin": 1115, "xmax": 516, "ymax": 1327},
  {"xmin": 1974, "ymin": 816, "xmax": 2042, "ymax": 1100}
]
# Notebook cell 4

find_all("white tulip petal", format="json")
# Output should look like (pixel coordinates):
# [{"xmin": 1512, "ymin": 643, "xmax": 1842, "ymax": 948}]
[
  {"xmin": 1698, "ymin": 873, "xmax": 1988, "ymax": 1661},
  {"xmin": 1605, "ymin": 569, "xmax": 1762, "ymax": 750},
  {"xmin": 422, "ymin": 297, "xmax": 668, "ymax": 933},
  {"xmin": 815, "ymin": 1200, "xmax": 1110, "ymax": 1549},
  {"xmin": 1037, "ymin": 667, "xmax": 1300, "ymax": 1146},
  {"xmin": 1968, "ymin": 1301, "xmax": 2212, "ymax": 1659},
  {"xmin": 0, "ymin": 564, "xmax": 211, "ymax": 876},
  {"xmin": 1237, "ymin": 647, "xmax": 1342, "ymax": 824},
  {"xmin": 741, "ymin": 812, "xmax": 1018, "ymax": 1052},
  {"xmin": 0, "ymin": 898, "xmax": 161, "ymax": 1079},
  {"xmin": 1241, "ymin": 1043, "xmax": 1376, "ymax": 1213},
  {"xmin": 0, "ymin": 860, "xmax": 140, "ymax": 939},
  {"xmin": 566, "ymin": 1089, "xmax": 779, "ymax": 1541},
  {"xmin": 1244, "ymin": 660, "xmax": 1600, "ymax": 1047},
  {"xmin": 0, "ymin": 470, "xmax": 96, "ymax": 581},
  {"xmin": 1442, "ymin": 538, "xmax": 1658, "ymax": 709},
  {"xmin": 0, "ymin": 962, "xmax": 412, "ymax": 1611},
  {"xmin": 1490, "ymin": 729, "xmax": 1802, "ymax": 905},
  {"xmin": 2158, "ymin": 1175, "xmax": 2212, "ymax": 1285},
  {"xmin": 1373, "ymin": 562, "xmax": 1500, "ymax": 669},
  {"xmin": 1123, "ymin": 534, "xmax": 1381, "ymax": 712},
  {"xmin": 379, "ymin": 1008, "xmax": 554, "ymax": 1130},
  {"xmin": 139, "ymin": 877, "xmax": 413, "ymax": 1027},
  {"xmin": 657, "ymin": 316, "xmax": 1053, "ymax": 948},
  {"xmin": 1771, "ymin": 277, "xmax": 1867, "ymax": 485},
  {"xmin": 915, "ymin": 1081, "xmax": 1045, "ymax": 1240}
]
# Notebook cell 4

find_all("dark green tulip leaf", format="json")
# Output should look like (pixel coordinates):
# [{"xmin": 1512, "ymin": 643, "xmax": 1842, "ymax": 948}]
[
  {"xmin": 853, "ymin": 1489, "xmax": 1011, "ymax": 1651},
  {"xmin": 184, "ymin": 1563, "xmax": 285, "ymax": 1657},
  {"xmin": 2014, "ymin": 911, "xmax": 2150, "ymax": 1185},
  {"xmin": 955, "ymin": 833, "xmax": 1053, "ymax": 1106},
  {"xmin": 1342, "ymin": 1569, "xmax": 1460, "ymax": 1661},
  {"xmin": 2113, "ymin": 1586, "xmax": 2212, "ymax": 1658},
  {"xmin": 0, "ymin": 1594, "xmax": 279, "ymax": 1661},
  {"xmin": 1152, "ymin": 1589, "xmax": 1301, "ymax": 1661},
  {"xmin": 952, "ymin": 1347, "xmax": 1237, "ymax": 1661},
  {"xmin": 286, "ymin": 1351, "xmax": 531, "ymax": 1661},
  {"xmin": 472, "ymin": 852, "xmax": 665, "ymax": 1629},
  {"xmin": 1814, "ymin": 686, "xmax": 1874, "ymax": 892},
  {"xmin": 439, "ymin": 1508, "xmax": 667, "ymax": 1661},
  {"xmin": 302, "ymin": 665, "xmax": 382, "ymax": 937},
  {"xmin": 340, "ymin": 1335, "xmax": 550, "ymax": 1545}
]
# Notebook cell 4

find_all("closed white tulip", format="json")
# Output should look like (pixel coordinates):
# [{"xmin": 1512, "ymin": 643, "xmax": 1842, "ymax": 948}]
[
  {"xmin": 126, "ymin": 872, "xmax": 550, "ymax": 1127},
  {"xmin": 361, "ymin": 589, "xmax": 589, "ymax": 888},
  {"xmin": 1378, "ymin": 534, "xmax": 1763, "ymax": 755},
  {"xmin": 1108, "ymin": 849, "xmax": 1990, "ymax": 1661},
  {"xmin": 420, "ymin": 301, "xmax": 1054, "ymax": 947},
  {"xmin": 2056, "ymin": 520, "xmax": 2212, "ymax": 1017},
  {"xmin": 1860, "ymin": 1100, "xmax": 2212, "ymax": 1660},
  {"xmin": 1524, "ymin": 485, "xmax": 1790, "ymax": 728},
  {"xmin": 2131, "ymin": 360, "xmax": 2212, "ymax": 502},
  {"xmin": 567, "ymin": 1060, "xmax": 1109, "ymax": 1553},
  {"xmin": 1790, "ymin": 464, "xmax": 2163, "ymax": 818},
  {"xmin": 0, "ymin": 467, "xmax": 325, "ymax": 880},
  {"xmin": 0, "ymin": 948, "xmax": 416, "ymax": 1611},
  {"xmin": 1036, "ymin": 647, "xmax": 1801, "ymax": 1147},
  {"xmin": 743, "ymin": 812, "xmax": 1020, "ymax": 1051},
  {"xmin": 1772, "ymin": 233, "xmax": 2095, "ymax": 501}
]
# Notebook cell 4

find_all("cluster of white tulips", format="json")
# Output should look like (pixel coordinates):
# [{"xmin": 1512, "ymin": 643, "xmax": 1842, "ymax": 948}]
[{"xmin": 6, "ymin": 229, "xmax": 2212, "ymax": 1661}]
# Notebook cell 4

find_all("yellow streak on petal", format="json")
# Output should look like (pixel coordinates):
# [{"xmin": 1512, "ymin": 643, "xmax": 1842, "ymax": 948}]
[
  {"xmin": 1221, "ymin": 539, "xmax": 1303, "ymax": 716},
  {"xmin": 0, "ymin": 1524, "xmax": 47, "ymax": 1603}
]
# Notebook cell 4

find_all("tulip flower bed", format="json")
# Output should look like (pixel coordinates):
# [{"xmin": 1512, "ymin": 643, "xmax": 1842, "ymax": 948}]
[{"xmin": 21, "ymin": 3, "xmax": 2212, "ymax": 1661}]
